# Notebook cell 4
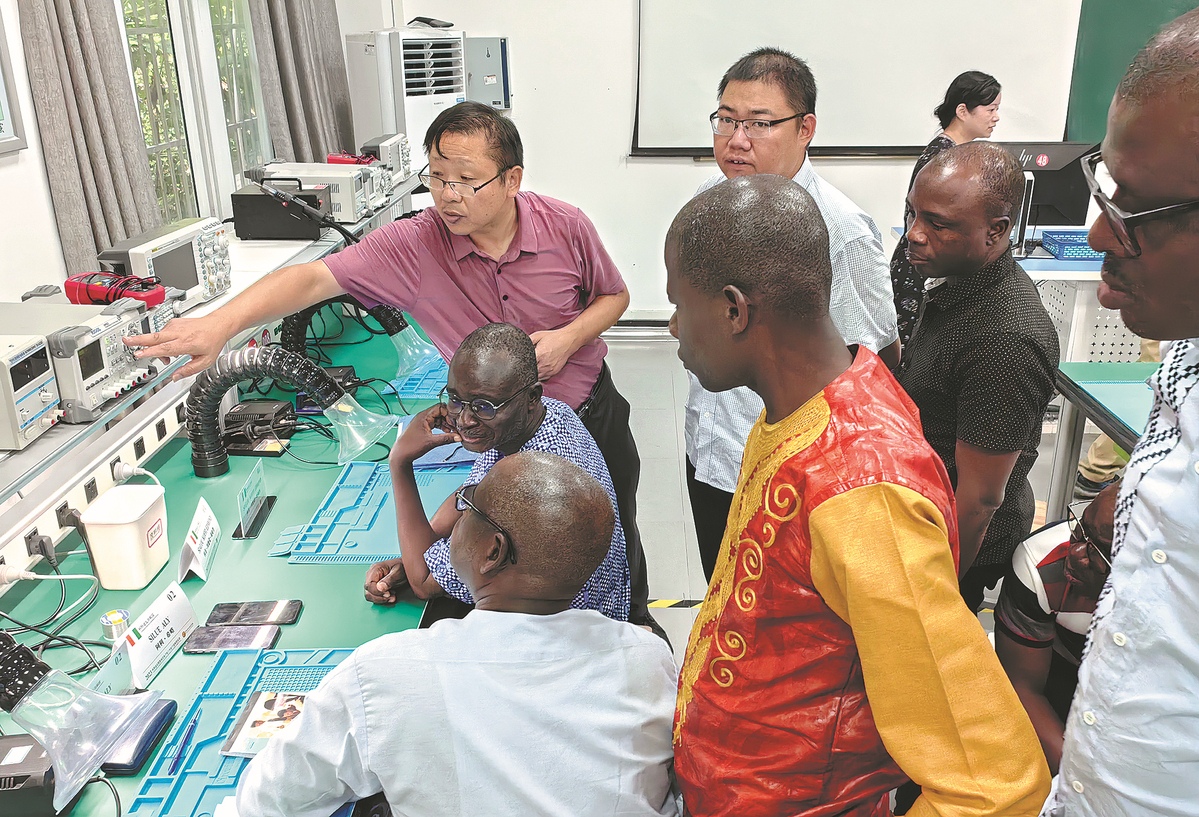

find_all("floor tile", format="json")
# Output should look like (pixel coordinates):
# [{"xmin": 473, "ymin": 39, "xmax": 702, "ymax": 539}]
[
  {"xmin": 639, "ymin": 519, "xmax": 691, "ymax": 600},
  {"xmin": 648, "ymin": 606, "xmax": 700, "ymax": 664},
  {"xmin": 636, "ymin": 457, "xmax": 686, "ymax": 522},
  {"xmin": 630, "ymin": 409, "xmax": 683, "ymax": 460}
]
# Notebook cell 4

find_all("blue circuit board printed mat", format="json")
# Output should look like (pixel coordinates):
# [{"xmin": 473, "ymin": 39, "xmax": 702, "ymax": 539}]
[
  {"xmin": 385, "ymin": 357, "xmax": 448, "ymax": 401},
  {"xmin": 130, "ymin": 648, "xmax": 353, "ymax": 817},
  {"xmin": 274, "ymin": 462, "xmax": 465, "ymax": 563}
]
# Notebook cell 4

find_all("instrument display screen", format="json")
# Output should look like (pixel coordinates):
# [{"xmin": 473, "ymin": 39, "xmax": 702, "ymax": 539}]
[
  {"xmin": 78, "ymin": 339, "xmax": 103, "ymax": 380},
  {"xmin": 10, "ymin": 348, "xmax": 50, "ymax": 392},
  {"xmin": 153, "ymin": 241, "xmax": 201, "ymax": 290}
]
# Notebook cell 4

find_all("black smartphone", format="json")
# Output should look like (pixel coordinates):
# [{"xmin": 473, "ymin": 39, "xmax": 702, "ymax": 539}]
[
  {"xmin": 206, "ymin": 600, "xmax": 303, "ymax": 627},
  {"xmin": 182, "ymin": 624, "xmax": 280, "ymax": 654}
]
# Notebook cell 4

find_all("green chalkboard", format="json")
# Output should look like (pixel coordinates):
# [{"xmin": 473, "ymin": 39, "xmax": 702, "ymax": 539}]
[{"xmin": 1066, "ymin": 0, "xmax": 1199, "ymax": 143}]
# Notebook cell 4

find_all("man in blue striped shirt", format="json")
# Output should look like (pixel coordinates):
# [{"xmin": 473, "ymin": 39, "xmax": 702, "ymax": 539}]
[{"xmin": 363, "ymin": 321, "xmax": 631, "ymax": 621}]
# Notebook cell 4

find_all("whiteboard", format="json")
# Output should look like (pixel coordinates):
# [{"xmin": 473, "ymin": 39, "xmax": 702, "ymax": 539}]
[{"xmin": 635, "ymin": 0, "xmax": 1084, "ymax": 154}]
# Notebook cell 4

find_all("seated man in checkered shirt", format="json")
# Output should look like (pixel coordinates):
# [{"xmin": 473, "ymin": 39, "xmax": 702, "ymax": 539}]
[{"xmin": 362, "ymin": 321, "xmax": 631, "ymax": 622}]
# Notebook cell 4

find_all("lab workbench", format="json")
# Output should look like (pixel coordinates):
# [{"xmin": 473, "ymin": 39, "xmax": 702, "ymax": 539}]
[
  {"xmin": 2, "ymin": 315, "xmax": 433, "ymax": 816},
  {"xmin": 0, "ymin": 177, "xmax": 437, "ymax": 815},
  {"xmin": 0, "ymin": 175, "xmax": 420, "ymax": 578},
  {"xmin": 1046, "ymin": 361, "xmax": 1158, "ymax": 521}
]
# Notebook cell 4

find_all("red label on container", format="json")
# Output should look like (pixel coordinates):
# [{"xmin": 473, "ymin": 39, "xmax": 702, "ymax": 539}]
[{"xmin": 147, "ymin": 518, "xmax": 163, "ymax": 548}]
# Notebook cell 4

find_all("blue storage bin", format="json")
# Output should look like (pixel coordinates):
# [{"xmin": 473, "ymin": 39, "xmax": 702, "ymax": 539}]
[{"xmin": 1041, "ymin": 230, "xmax": 1103, "ymax": 260}]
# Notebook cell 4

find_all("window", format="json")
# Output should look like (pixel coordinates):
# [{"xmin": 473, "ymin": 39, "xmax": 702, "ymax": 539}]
[
  {"xmin": 122, "ymin": 0, "xmax": 199, "ymax": 222},
  {"xmin": 209, "ymin": 0, "xmax": 268, "ymax": 188},
  {"xmin": 120, "ymin": 0, "xmax": 272, "ymax": 223}
]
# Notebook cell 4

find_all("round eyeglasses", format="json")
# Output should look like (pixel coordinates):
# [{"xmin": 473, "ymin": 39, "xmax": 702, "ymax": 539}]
[
  {"xmin": 439, "ymin": 380, "xmax": 538, "ymax": 421},
  {"xmin": 1066, "ymin": 503, "xmax": 1111, "ymax": 573}
]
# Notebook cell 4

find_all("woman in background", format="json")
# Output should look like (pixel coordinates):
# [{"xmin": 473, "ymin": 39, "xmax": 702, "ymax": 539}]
[{"xmin": 890, "ymin": 71, "xmax": 1001, "ymax": 352}]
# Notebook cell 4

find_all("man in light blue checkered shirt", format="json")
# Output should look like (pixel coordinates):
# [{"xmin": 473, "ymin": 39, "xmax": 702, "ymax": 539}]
[
  {"xmin": 685, "ymin": 48, "xmax": 900, "ymax": 579},
  {"xmin": 364, "ymin": 322, "xmax": 630, "ymax": 621}
]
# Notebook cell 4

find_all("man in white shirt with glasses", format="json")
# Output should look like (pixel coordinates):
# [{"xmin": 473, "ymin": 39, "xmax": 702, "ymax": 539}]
[
  {"xmin": 1043, "ymin": 9, "xmax": 1199, "ymax": 815},
  {"xmin": 685, "ymin": 47, "xmax": 900, "ymax": 580},
  {"xmin": 238, "ymin": 451, "xmax": 678, "ymax": 817}
]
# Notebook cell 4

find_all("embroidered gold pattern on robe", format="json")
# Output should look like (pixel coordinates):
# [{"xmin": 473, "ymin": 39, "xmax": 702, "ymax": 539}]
[{"xmin": 675, "ymin": 394, "xmax": 831, "ymax": 739}]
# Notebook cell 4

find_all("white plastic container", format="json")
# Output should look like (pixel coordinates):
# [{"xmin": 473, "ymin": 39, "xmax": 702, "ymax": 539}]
[{"xmin": 79, "ymin": 484, "xmax": 169, "ymax": 590}]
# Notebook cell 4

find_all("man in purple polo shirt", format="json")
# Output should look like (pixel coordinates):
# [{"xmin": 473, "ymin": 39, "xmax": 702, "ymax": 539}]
[{"xmin": 127, "ymin": 102, "xmax": 655, "ymax": 630}]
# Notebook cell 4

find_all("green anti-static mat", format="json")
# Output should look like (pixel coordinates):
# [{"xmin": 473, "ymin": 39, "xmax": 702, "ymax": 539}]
[
  {"xmin": 1074, "ymin": 380, "xmax": 1154, "ymax": 436},
  {"xmin": 130, "ymin": 648, "xmax": 363, "ymax": 817},
  {"xmin": 276, "ymin": 462, "xmax": 466, "ymax": 563}
]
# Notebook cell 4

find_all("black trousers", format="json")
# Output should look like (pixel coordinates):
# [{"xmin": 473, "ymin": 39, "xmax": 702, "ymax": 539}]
[
  {"xmin": 959, "ymin": 561, "xmax": 1007, "ymax": 613},
  {"xmin": 579, "ymin": 363, "xmax": 650, "ymax": 622},
  {"xmin": 685, "ymin": 458, "xmax": 735, "ymax": 583}
]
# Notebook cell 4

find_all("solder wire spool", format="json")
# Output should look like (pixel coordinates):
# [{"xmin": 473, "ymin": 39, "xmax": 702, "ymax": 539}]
[{"xmin": 100, "ymin": 609, "xmax": 131, "ymax": 642}]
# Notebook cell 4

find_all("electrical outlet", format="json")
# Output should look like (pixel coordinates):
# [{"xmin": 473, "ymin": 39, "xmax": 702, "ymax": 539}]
[
  {"xmin": 0, "ymin": 384, "xmax": 193, "ymax": 599},
  {"xmin": 176, "ymin": 402, "xmax": 187, "ymax": 424},
  {"xmin": 110, "ymin": 456, "xmax": 122, "ymax": 480}
]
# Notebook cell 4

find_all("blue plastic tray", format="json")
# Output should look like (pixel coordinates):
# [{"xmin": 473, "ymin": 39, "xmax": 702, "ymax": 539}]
[
  {"xmin": 130, "ymin": 648, "xmax": 353, "ymax": 817},
  {"xmin": 1042, "ymin": 229, "xmax": 1103, "ymax": 260},
  {"xmin": 279, "ymin": 462, "xmax": 465, "ymax": 563},
  {"xmin": 385, "ymin": 357, "xmax": 448, "ymax": 401}
]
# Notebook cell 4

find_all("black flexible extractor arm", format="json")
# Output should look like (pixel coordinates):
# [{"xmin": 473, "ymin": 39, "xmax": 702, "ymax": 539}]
[
  {"xmin": 187, "ymin": 346, "xmax": 346, "ymax": 478},
  {"xmin": 0, "ymin": 632, "xmax": 49, "ymax": 712},
  {"xmin": 279, "ymin": 296, "xmax": 410, "ymax": 355}
]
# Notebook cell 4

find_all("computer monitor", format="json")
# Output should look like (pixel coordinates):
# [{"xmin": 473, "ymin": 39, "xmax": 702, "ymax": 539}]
[{"xmin": 992, "ymin": 141, "xmax": 1099, "ymax": 226}]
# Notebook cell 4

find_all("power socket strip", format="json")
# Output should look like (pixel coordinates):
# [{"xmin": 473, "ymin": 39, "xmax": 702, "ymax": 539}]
[
  {"xmin": 0, "ymin": 382, "xmax": 190, "ymax": 595},
  {"xmin": 0, "ymin": 316, "xmax": 283, "ymax": 596}
]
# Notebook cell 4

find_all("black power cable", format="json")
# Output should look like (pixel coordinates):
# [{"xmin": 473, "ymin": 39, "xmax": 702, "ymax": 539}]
[{"xmin": 87, "ymin": 775, "xmax": 122, "ymax": 816}]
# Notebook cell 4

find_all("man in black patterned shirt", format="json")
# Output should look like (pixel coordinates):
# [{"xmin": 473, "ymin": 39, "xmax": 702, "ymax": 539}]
[{"xmin": 898, "ymin": 142, "xmax": 1059, "ymax": 611}]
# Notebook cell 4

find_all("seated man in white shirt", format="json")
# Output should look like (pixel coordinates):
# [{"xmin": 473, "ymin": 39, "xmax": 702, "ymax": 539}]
[
  {"xmin": 235, "ymin": 451, "xmax": 679, "ymax": 817},
  {"xmin": 686, "ymin": 47, "xmax": 900, "ymax": 579}
]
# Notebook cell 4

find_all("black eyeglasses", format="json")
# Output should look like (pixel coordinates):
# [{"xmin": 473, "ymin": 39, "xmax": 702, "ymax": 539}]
[
  {"xmin": 439, "ymin": 381, "xmax": 538, "ymax": 421},
  {"xmin": 417, "ymin": 165, "xmax": 506, "ymax": 199},
  {"xmin": 1081, "ymin": 151, "xmax": 1199, "ymax": 258},
  {"xmin": 709, "ymin": 111, "xmax": 804, "ymax": 139},
  {"xmin": 1066, "ymin": 503, "xmax": 1111, "ymax": 572},
  {"xmin": 455, "ymin": 484, "xmax": 517, "ymax": 564}
]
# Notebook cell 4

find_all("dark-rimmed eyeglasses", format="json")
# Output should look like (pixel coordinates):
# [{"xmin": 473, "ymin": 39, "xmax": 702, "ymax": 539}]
[
  {"xmin": 709, "ymin": 111, "xmax": 804, "ymax": 139},
  {"xmin": 439, "ymin": 381, "xmax": 538, "ymax": 421},
  {"xmin": 418, "ymin": 165, "xmax": 506, "ymax": 198},
  {"xmin": 455, "ymin": 484, "xmax": 517, "ymax": 565},
  {"xmin": 1081, "ymin": 151, "xmax": 1199, "ymax": 258},
  {"xmin": 1066, "ymin": 502, "xmax": 1112, "ymax": 572}
]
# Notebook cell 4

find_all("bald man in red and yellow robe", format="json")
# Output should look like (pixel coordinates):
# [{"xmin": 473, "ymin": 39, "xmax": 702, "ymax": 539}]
[{"xmin": 674, "ymin": 349, "xmax": 1049, "ymax": 817}]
